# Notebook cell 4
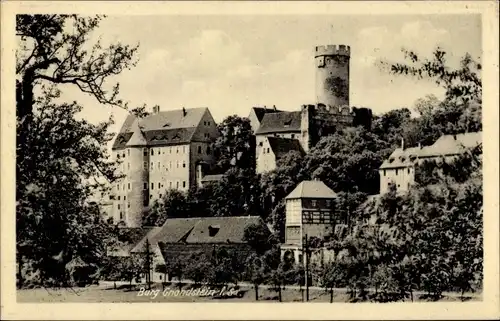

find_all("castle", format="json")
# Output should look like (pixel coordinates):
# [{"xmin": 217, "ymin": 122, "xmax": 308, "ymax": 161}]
[
  {"xmin": 254, "ymin": 45, "xmax": 372, "ymax": 174},
  {"xmin": 109, "ymin": 44, "xmax": 373, "ymax": 227}
]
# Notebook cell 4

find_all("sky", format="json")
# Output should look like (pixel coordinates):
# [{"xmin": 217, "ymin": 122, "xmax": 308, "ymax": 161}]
[{"xmin": 62, "ymin": 14, "xmax": 482, "ymax": 133}]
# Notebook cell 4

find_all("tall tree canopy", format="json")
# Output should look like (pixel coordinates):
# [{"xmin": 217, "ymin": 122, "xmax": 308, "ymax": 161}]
[{"xmin": 16, "ymin": 15, "xmax": 140, "ymax": 287}]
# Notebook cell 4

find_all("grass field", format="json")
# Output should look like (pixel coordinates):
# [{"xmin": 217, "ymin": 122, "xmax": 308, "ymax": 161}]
[{"xmin": 17, "ymin": 282, "xmax": 481, "ymax": 303}]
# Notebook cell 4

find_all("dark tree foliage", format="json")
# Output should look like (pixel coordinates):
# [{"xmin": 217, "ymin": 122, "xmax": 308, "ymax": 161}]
[
  {"xmin": 212, "ymin": 115, "xmax": 255, "ymax": 172},
  {"xmin": 16, "ymin": 15, "xmax": 141, "ymax": 288}
]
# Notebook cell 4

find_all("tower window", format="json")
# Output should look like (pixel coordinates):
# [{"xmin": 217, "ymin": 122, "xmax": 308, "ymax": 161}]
[
  {"xmin": 117, "ymin": 204, "xmax": 121, "ymax": 210},
  {"xmin": 158, "ymin": 182, "xmax": 161, "ymax": 189},
  {"xmin": 151, "ymin": 150, "xmax": 154, "ymax": 156},
  {"xmin": 118, "ymin": 196, "xmax": 121, "ymax": 200},
  {"xmin": 143, "ymin": 183, "xmax": 147, "ymax": 190},
  {"xmin": 151, "ymin": 183, "xmax": 154, "ymax": 190},
  {"xmin": 124, "ymin": 196, "xmax": 126, "ymax": 201}
]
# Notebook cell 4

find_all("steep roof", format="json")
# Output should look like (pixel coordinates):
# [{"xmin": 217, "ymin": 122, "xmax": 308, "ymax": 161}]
[
  {"xmin": 285, "ymin": 180, "xmax": 337, "ymax": 200},
  {"xmin": 185, "ymin": 216, "xmax": 264, "ymax": 244},
  {"xmin": 112, "ymin": 107, "xmax": 210, "ymax": 149},
  {"xmin": 267, "ymin": 137, "xmax": 304, "ymax": 159},
  {"xmin": 131, "ymin": 218, "xmax": 200, "ymax": 253},
  {"xmin": 251, "ymin": 107, "xmax": 284, "ymax": 122},
  {"xmin": 380, "ymin": 132, "xmax": 482, "ymax": 169},
  {"xmin": 255, "ymin": 111, "xmax": 301, "ymax": 135}
]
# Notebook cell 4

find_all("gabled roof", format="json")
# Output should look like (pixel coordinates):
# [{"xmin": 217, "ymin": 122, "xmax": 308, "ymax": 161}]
[
  {"xmin": 267, "ymin": 137, "xmax": 304, "ymax": 159},
  {"xmin": 112, "ymin": 107, "xmax": 210, "ymax": 149},
  {"xmin": 255, "ymin": 111, "xmax": 301, "ymax": 135},
  {"xmin": 285, "ymin": 180, "xmax": 337, "ymax": 199},
  {"xmin": 185, "ymin": 216, "xmax": 264, "ymax": 244},
  {"xmin": 131, "ymin": 218, "xmax": 200, "ymax": 253},
  {"xmin": 251, "ymin": 107, "xmax": 284, "ymax": 122},
  {"xmin": 379, "ymin": 132, "xmax": 482, "ymax": 169}
]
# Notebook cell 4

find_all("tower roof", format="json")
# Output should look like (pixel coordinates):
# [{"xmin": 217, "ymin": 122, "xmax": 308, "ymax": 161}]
[{"xmin": 285, "ymin": 180, "xmax": 337, "ymax": 200}]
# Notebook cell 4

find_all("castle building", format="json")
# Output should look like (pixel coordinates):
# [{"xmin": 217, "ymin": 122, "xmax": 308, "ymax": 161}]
[
  {"xmin": 280, "ymin": 180, "xmax": 339, "ymax": 264},
  {"xmin": 256, "ymin": 136, "xmax": 305, "ymax": 173},
  {"xmin": 379, "ymin": 132, "xmax": 482, "ymax": 194},
  {"xmin": 110, "ymin": 106, "xmax": 220, "ymax": 227},
  {"xmin": 254, "ymin": 45, "xmax": 372, "ymax": 174},
  {"xmin": 248, "ymin": 106, "xmax": 284, "ymax": 133}
]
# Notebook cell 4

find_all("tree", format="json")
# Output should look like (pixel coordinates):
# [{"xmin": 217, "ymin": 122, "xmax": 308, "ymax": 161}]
[
  {"xmin": 212, "ymin": 115, "xmax": 255, "ymax": 172},
  {"xmin": 243, "ymin": 223, "xmax": 276, "ymax": 255},
  {"xmin": 184, "ymin": 252, "xmax": 214, "ymax": 286},
  {"xmin": 320, "ymin": 261, "xmax": 345, "ymax": 303},
  {"xmin": 142, "ymin": 189, "xmax": 190, "ymax": 226},
  {"xmin": 245, "ymin": 253, "xmax": 268, "ymax": 301},
  {"xmin": 16, "ymin": 15, "xmax": 140, "ymax": 288}
]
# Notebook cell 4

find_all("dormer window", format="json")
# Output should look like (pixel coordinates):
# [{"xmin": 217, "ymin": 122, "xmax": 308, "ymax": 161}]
[
  {"xmin": 208, "ymin": 225, "xmax": 220, "ymax": 237},
  {"xmin": 389, "ymin": 157, "xmax": 395, "ymax": 163},
  {"xmin": 163, "ymin": 122, "xmax": 171, "ymax": 127},
  {"xmin": 284, "ymin": 119, "xmax": 292, "ymax": 127},
  {"xmin": 172, "ymin": 133, "xmax": 180, "ymax": 140}
]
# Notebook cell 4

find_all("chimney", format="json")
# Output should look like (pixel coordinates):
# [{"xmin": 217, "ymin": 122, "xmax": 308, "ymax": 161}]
[
  {"xmin": 152, "ymin": 105, "xmax": 160, "ymax": 114},
  {"xmin": 273, "ymin": 105, "xmax": 277, "ymax": 111},
  {"xmin": 182, "ymin": 107, "xmax": 187, "ymax": 117}
]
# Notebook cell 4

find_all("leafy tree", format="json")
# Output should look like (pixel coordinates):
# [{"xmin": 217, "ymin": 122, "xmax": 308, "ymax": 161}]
[
  {"xmin": 16, "ymin": 15, "xmax": 140, "ymax": 288},
  {"xmin": 212, "ymin": 115, "xmax": 255, "ymax": 172},
  {"xmin": 184, "ymin": 252, "xmax": 214, "ymax": 286},
  {"xmin": 320, "ymin": 261, "xmax": 345, "ymax": 303},
  {"xmin": 243, "ymin": 222, "xmax": 276, "ymax": 255},
  {"xmin": 269, "ymin": 262, "xmax": 287, "ymax": 302},
  {"xmin": 142, "ymin": 189, "xmax": 190, "ymax": 226}
]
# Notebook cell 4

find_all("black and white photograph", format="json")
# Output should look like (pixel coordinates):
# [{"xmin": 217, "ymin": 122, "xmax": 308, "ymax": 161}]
[{"xmin": 1, "ymin": 1, "xmax": 499, "ymax": 320}]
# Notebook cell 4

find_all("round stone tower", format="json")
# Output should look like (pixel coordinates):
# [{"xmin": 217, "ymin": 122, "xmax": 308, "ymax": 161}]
[{"xmin": 314, "ymin": 45, "xmax": 350, "ymax": 107}]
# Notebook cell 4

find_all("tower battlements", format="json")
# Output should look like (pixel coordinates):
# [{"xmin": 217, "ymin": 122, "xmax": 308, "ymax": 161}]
[{"xmin": 315, "ymin": 45, "xmax": 350, "ymax": 57}]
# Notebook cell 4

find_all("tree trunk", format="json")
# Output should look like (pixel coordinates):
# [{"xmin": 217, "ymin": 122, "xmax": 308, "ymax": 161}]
[
  {"xmin": 330, "ymin": 287, "xmax": 333, "ymax": 303},
  {"xmin": 278, "ymin": 286, "xmax": 282, "ymax": 302},
  {"xmin": 254, "ymin": 284, "xmax": 259, "ymax": 301}
]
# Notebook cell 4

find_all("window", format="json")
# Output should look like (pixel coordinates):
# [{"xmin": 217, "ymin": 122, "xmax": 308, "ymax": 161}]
[
  {"xmin": 207, "ymin": 121, "xmax": 210, "ymax": 126},
  {"xmin": 143, "ymin": 148, "xmax": 147, "ymax": 156},
  {"xmin": 395, "ymin": 169, "xmax": 399, "ymax": 175},
  {"xmin": 408, "ymin": 168, "xmax": 410, "ymax": 174},
  {"xmin": 176, "ymin": 161, "xmax": 179, "ymax": 168},
  {"xmin": 128, "ymin": 183, "xmax": 131, "ymax": 190},
  {"xmin": 169, "ymin": 161, "xmax": 172, "ymax": 169},
  {"xmin": 183, "ymin": 162, "xmax": 186, "ymax": 168},
  {"xmin": 198, "ymin": 146, "xmax": 202, "ymax": 154},
  {"xmin": 207, "ymin": 146, "xmax": 211, "ymax": 154},
  {"xmin": 122, "ymin": 152, "xmax": 126, "ymax": 158},
  {"xmin": 143, "ymin": 183, "xmax": 147, "ymax": 190},
  {"xmin": 151, "ymin": 183, "xmax": 154, "ymax": 190},
  {"xmin": 291, "ymin": 134, "xmax": 295, "ymax": 139},
  {"xmin": 151, "ymin": 149, "xmax": 154, "ymax": 156},
  {"xmin": 267, "ymin": 148, "xmax": 270, "ymax": 153},
  {"xmin": 158, "ymin": 182, "xmax": 161, "ymax": 189},
  {"xmin": 127, "ymin": 149, "xmax": 130, "ymax": 156},
  {"xmin": 159, "ymin": 194, "xmax": 162, "ymax": 198},
  {"xmin": 311, "ymin": 200, "xmax": 317, "ymax": 207},
  {"xmin": 120, "ymin": 212, "xmax": 123, "ymax": 220},
  {"xmin": 127, "ymin": 202, "xmax": 130, "ymax": 208},
  {"xmin": 118, "ymin": 196, "xmax": 121, "ymax": 200},
  {"xmin": 177, "ymin": 148, "xmax": 179, "ymax": 154},
  {"xmin": 151, "ymin": 162, "xmax": 154, "ymax": 170},
  {"xmin": 383, "ymin": 169, "xmax": 386, "ymax": 176},
  {"xmin": 169, "ymin": 182, "xmax": 172, "ymax": 188},
  {"xmin": 143, "ymin": 162, "xmax": 147, "ymax": 170},
  {"xmin": 117, "ymin": 204, "xmax": 121, "ymax": 210},
  {"xmin": 128, "ymin": 163, "xmax": 130, "ymax": 170},
  {"xmin": 150, "ymin": 194, "xmax": 153, "ymax": 199},
  {"xmin": 124, "ymin": 196, "xmax": 126, "ymax": 201},
  {"xmin": 326, "ymin": 200, "xmax": 331, "ymax": 207},
  {"xmin": 158, "ymin": 162, "xmax": 160, "ymax": 169},
  {"xmin": 176, "ymin": 181, "xmax": 179, "ymax": 188},
  {"xmin": 183, "ymin": 181, "xmax": 186, "ymax": 188}
]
